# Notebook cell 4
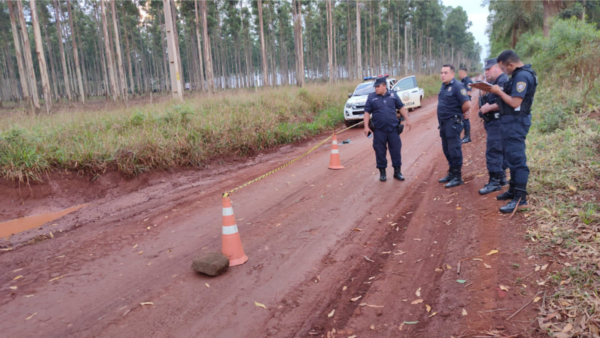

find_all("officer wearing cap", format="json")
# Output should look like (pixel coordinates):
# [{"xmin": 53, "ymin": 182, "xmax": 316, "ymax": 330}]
[
  {"xmin": 478, "ymin": 58, "xmax": 509, "ymax": 195},
  {"xmin": 364, "ymin": 76, "xmax": 411, "ymax": 182},
  {"xmin": 490, "ymin": 50, "xmax": 538, "ymax": 213},
  {"xmin": 437, "ymin": 64, "xmax": 471, "ymax": 188},
  {"xmin": 459, "ymin": 67, "xmax": 474, "ymax": 143}
]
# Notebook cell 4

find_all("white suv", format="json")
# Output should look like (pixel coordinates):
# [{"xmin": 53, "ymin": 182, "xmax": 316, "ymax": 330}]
[{"xmin": 343, "ymin": 77, "xmax": 396, "ymax": 127}]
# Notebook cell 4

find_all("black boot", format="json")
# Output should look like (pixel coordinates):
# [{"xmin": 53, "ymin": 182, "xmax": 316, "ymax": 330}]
[
  {"xmin": 439, "ymin": 170, "xmax": 452, "ymax": 183},
  {"xmin": 379, "ymin": 168, "xmax": 387, "ymax": 182},
  {"xmin": 499, "ymin": 171, "xmax": 508, "ymax": 186},
  {"xmin": 479, "ymin": 173, "xmax": 502, "ymax": 195},
  {"xmin": 445, "ymin": 167, "xmax": 464, "ymax": 188},
  {"xmin": 461, "ymin": 134, "xmax": 471, "ymax": 143},
  {"xmin": 393, "ymin": 166, "xmax": 405, "ymax": 181},
  {"xmin": 496, "ymin": 182, "xmax": 515, "ymax": 201},
  {"xmin": 500, "ymin": 187, "xmax": 528, "ymax": 213}
]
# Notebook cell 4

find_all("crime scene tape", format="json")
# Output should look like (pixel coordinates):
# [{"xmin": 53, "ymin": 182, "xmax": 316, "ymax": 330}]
[{"xmin": 222, "ymin": 121, "xmax": 364, "ymax": 197}]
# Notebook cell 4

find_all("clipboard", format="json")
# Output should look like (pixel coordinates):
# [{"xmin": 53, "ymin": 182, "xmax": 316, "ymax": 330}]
[{"xmin": 470, "ymin": 81, "xmax": 494, "ymax": 92}]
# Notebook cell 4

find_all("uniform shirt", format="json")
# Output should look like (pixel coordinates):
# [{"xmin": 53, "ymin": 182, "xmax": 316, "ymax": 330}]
[
  {"xmin": 508, "ymin": 64, "xmax": 537, "ymax": 113},
  {"xmin": 486, "ymin": 73, "xmax": 508, "ymax": 107},
  {"xmin": 461, "ymin": 76, "xmax": 473, "ymax": 99},
  {"xmin": 364, "ymin": 90, "xmax": 404, "ymax": 131},
  {"xmin": 437, "ymin": 79, "xmax": 469, "ymax": 121}
]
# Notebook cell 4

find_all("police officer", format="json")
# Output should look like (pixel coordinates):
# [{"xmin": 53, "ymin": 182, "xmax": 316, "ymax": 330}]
[
  {"xmin": 459, "ymin": 67, "xmax": 474, "ymax": 143},
  {"xmin": 437, "ymin": 64, "xmax": 471, "ymax": 188},
  {"xmin": 478, "ymin": 58, "xmax": 509, "ymax": 195},
  {"xmin": 490, "ymin": 50, "xmax": 538, "ymax": 213},
  {"xmin": 364, "ymin": 76, "xmax": 411, "ymax": 182}
]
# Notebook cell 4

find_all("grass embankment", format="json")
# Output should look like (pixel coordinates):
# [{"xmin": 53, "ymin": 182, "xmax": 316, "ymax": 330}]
[
  {"xmin": 515, "ymin": 19, "xmax": 600, "ymax": 336},
  {"xmin": 1, "ymin": 76, "xmax": 438, "ymax": 183},
  {"xmin": 0, "ymin": 83, "xmax": 355, "ymax": 182}
]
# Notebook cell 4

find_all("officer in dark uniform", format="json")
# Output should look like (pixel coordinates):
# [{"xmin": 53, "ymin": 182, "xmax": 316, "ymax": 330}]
[
  {"xmin": 364, "ymin": 76, "xmax": 411, "ymax": 182},
  {"xmin": 459, "ymin": 67, "xmax": 473, "ymax": 143},
  {"xmin": 437, "ymin": 64, "xmax": 471, "ymax": 188},
  {"xmin": 490, "ymin": 50, "xmax": 538, "ymax": 213},
  {"xmin": 478, "ymin": 58, "xmax": 509, "ymax": 195}
]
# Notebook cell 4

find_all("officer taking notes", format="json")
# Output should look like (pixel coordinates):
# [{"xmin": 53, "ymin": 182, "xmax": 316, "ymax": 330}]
[
  {"xmin": 489, "ymin": 50, "xmax": 538, "ymax": 213},
  {"xmin": 364, "ymin": 76, "xmax": 411, "ymax": 182},
  {"xmin": 478, "ymin": 58, "xmax": 509, "ymax": 195},
  {"xmin": 459, "ymin": 67, "xmax": 473, "ymax": 143},
  {"xmin": 437, "ymin": 65, "xmax": 471, "ymax": 188}
]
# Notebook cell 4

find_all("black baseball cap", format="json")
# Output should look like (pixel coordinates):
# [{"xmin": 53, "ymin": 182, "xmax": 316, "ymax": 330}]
[{"xmin": 484, "ymin": 58, "xmax": 498, "ymax": 70}]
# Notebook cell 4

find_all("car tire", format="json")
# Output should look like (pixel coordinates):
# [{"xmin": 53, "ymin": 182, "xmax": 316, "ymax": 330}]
[
  {"xmin": 418, "ymin": 96, "xmax": 423, "ymax": 108},
  {"xmin": 344, "ymin": 120, "xmax": 354, "ymax": 128}
]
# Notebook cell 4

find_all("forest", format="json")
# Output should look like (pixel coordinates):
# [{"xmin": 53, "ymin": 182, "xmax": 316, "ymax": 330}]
[{"xmin": 0, "ymin": 0, "xmax": 482, "ymax": 112}]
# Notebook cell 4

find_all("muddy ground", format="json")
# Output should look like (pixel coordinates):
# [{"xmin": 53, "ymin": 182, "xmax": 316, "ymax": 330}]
[{"xmin": 0, "ymin": 93, "xmax": 548, "ymax": 337}]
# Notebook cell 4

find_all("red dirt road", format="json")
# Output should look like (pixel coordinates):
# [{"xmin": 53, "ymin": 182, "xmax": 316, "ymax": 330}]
[{"xmin": 1, "ymin": 95, "xmax": 545, "ymax": 337}]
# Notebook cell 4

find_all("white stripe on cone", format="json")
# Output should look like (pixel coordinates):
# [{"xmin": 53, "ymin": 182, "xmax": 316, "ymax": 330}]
[
  {"xmin": 222, "ymin": 207, "xmax": 234, "ymax": 216},
  {"xmin": 331, "ymin": 149, "xmax": 339, "ymax": 154},
  {"xmin": 332, "ymin": 141, "xmax": 338, "ymax": 145},
  {"xmin": 222, "ymin": 224, "xmax": 239, "ymax": 235}
]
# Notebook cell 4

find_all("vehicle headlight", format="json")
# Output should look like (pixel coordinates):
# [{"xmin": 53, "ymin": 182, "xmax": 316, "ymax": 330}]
[{"xmin": 345, "ymin": 103, "xmax": 352, "ymax": 109}]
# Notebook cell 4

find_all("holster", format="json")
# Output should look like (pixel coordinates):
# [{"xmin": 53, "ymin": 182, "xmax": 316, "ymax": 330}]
[{"xmin": 398, "ymin": 123, "xmax": 404, "ymax": 134}]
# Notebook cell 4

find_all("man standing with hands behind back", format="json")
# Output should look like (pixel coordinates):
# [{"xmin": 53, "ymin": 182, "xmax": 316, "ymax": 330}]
[
  {"xmin": 363, "ymin": 76, "xmax": 411, "ymax": 182},
  {"xmin": 437, "ymin": 65, "xmax": 471, "ymax": 188}
]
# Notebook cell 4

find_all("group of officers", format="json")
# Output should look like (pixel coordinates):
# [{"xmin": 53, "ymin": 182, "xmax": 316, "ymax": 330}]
[{"xmin": 362, "ymin": 49, "xmax": 537, "ymax": 214}]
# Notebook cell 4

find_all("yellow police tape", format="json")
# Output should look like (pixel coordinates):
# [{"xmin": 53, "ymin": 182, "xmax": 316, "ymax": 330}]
[{"xmin": 223, "ymin": 121, "xmax": 365, "ymax": 197}]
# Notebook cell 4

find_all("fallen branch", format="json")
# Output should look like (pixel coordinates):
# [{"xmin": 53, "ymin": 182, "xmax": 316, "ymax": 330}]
[{"xmin": 506, "ymin": 291, "xmax": 543, "ymax": 321}]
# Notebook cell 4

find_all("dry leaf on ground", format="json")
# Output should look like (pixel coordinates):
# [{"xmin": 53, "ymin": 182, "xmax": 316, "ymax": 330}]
[
  {"xmin": 411, "ymin": 299, "xmax": 423, "ymax": 305},
  {"xmin": 254, "ymin": 301, "xmax": 267, "ymax": 309},
  {"xmin": 327, "ymin": 309, "xmax": 335, "ymax": 318},
  {"xmin": 462, "ymin": 308, "xmax": 468, "ymax": 316},
  {"xmin": 486, "ymin": 249, "xmax": 499, "ymax": 256}
]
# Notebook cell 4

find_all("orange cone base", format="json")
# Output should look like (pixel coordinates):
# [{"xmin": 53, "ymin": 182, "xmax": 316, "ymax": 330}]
[{"xmin": 228, "ymin": 255, "xmax": 249, "ymax": 267}]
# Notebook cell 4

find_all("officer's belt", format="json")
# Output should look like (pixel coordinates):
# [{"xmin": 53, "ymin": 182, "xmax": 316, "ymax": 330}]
[{"xmin": 439, "ymin": 115, "xmax": 463, "ymax": 125}]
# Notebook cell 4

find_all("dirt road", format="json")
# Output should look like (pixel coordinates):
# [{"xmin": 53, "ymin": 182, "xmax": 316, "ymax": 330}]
[{"xmin": 0, "ymin": 94, "xmax": 544, "ymax": 337}]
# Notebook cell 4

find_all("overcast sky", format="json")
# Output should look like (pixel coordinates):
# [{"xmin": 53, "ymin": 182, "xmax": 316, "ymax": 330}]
[{"xmin": 441, "ymin": 0, "xmax": 490, "ymax": 64}]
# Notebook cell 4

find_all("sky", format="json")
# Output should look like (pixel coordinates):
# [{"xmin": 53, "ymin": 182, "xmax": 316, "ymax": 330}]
[{"xmin": 441, "ymin": 0, "xmax": 490, "ymax": 64}]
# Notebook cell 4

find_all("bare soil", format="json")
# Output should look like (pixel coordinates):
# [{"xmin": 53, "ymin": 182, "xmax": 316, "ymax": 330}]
[{"xmin": 0, "ymin": 94, "xmax": 544, "ymax": 337}]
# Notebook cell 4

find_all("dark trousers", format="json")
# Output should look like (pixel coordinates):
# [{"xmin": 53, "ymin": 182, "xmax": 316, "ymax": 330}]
[
  {"xmin": 440, "ymin": 117, "xmax": 463, "ymax": 168},
  {"xmin": 463, "ymin": 118, "xmax": 471, "ymax": 136},
  {"xmin": 484, "ymin": 118, "xmax": 507, "ymax": 174},
  {"xmin": 500, "ymin": 114, "xmax": 532, "ymax": 186},
  {"xmin": 373, "ymin": 128, "xmax": 402, "ymax": 168}
]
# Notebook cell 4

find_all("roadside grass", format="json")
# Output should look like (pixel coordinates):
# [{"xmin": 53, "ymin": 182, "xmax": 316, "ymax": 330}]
[
  {"xmin": 517, "ymin": 18, "xmax": 600, "ymax": 337},
  {"xmin": 0, "ymin": 83, "xmax": 354, "ymax": 182},
  {"xmin": 418, "ymin": 74, "xmax": 442, "ymax": 98},
  {"xmin": 1, "ymin": 75, "xmax": 441, "ymax": 183}
]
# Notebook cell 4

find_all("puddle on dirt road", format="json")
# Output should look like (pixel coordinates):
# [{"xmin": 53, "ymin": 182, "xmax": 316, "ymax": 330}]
[{"xmin": 0, "ymin": 204, "xmax": 89, "ymax": 238}]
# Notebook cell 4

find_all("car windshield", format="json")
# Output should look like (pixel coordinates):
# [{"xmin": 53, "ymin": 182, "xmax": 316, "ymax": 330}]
[
  {"xmin": 353, "ymin": 83, "xmax": 375, "ymax": 96},
  {"xmin": 393, "ymin": 78, "xmax": 415, "ymax": 92}
]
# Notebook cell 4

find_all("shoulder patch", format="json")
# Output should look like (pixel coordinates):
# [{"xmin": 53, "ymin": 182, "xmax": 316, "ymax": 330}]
[
  {"xmin": 447, "ymin": 86, "xmax": 452, "ymax": 92},
  {"xmin": 516, "ymin": 82, "xmax": 526, "ymax": 93},
  {"xmin": 460, "ymin": 88, "xmax": 467, "ymax": 96}
]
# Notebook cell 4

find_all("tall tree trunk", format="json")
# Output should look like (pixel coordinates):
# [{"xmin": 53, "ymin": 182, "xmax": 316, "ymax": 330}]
[
  {"xmin": 194, "ymin": 0, "xmax": 205, "ymax": 92},
  {"xmin": 43, "ymin": 20, "xmax": 59, "ymax": 101},
  {"xmin": 101, "ymin": 0, "xmax": 117, "ymax": 101},
  {"xmin": 8, "ymin": 0, "xmax": 30, "ymax": 102},
  {"xmin": 356, "ymin": 2, "xmax": 362, "ymax": 79},
  {"xmin": 30, "ymin": 0, "xmax": 52, "ymax": 113},
  {"xmin": 404, "ymin": 23, "xmax": 408, "ymax": 75},
  {"xmin": 170, "ymin": 0, "xmax": 184, "ymax": 91},
  {"xmin": 257, "ymin": 0, "xmax": 269, "ymax": 87},
  {"xmin": 201, "ymin": 0, "xmax": 214, "ymax": 93},
  {"xmin": 54, "ymin": 0, "xmax": 72, "ymax": 100},
  {"xmin": 326, "ymin": 0, "xmax": 333, "ymax": 83},
  {"xmin": 159, "ymin": 13, "xmax": 170, "ymax": 92},
  {"xmin": 122, "ymin": 18, "xmax": 135, "ymax": 97},
  {"xmin": 292, "ymin": 0, "xmax": 304, "ymax": 87},
  {"xmin": 542, "ymin": 0, "xmax": 564, "ymax": 37},
  {"xmin": 163, "ymin": 0, "xmax": 183, "ymax": 100},
  {"xmin": 111, "ymin": 1, "xmax": 127, "ymax": 102},
  {"xmin": 68, "ymin": 0, "xmax": 85, "ymax": 103},
  {"xmin": 15, "ymin": 0, "xmax": 41, "ymax": 112}
]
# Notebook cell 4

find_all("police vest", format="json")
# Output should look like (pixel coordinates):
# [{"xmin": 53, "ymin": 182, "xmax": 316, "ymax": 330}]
[{"xmin": 499, "ymin": 67, "xmax": 538, "ymax": 115}]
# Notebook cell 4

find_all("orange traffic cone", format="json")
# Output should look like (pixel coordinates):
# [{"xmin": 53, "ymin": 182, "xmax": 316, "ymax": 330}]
[
  {"xmin": 328, "ymin": 133, "xmax": 344, "ymax": 170},
  {"xmin": 221, "ymin": 196, "xmax": 248, "ymax": 266}
]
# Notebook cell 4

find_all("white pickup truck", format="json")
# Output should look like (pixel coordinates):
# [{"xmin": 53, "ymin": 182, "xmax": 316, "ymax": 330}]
[
  {"xmin": 343, "ymin": 76, "xmax": 397, "ymax": 127},
  {"xmin": 391, "ymin": 75, "xmax": 424, "ymax": 111}
]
